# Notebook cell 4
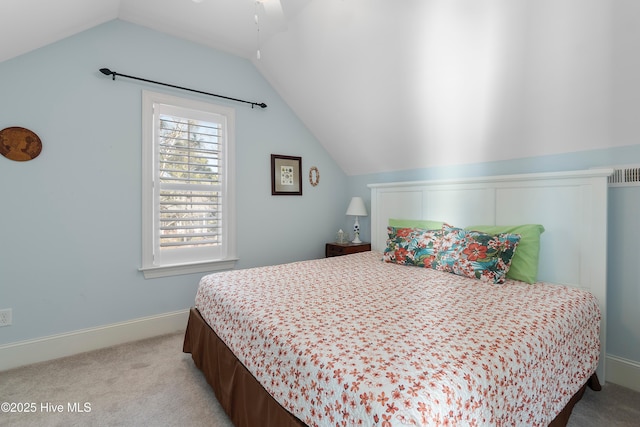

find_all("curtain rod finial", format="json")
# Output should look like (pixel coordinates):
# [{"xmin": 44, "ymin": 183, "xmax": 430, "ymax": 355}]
[{"xmin": 99, "ymin": 68, "xmax": 116, "ymax": 80}]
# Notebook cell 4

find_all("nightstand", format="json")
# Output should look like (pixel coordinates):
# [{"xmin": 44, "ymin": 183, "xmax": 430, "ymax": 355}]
[{"xmin": 325, "ymin": 242, "xmax": 371, "ymax": 258}]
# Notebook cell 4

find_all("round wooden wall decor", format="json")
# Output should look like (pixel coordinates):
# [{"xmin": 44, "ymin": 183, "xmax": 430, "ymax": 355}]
[
  {"xmin": 309, "ymin": 166, "xmax": 320, "ymax": 187},
  {"xmin": 0, "ymin": 127, "xmax": 43, "ymax": 161}
]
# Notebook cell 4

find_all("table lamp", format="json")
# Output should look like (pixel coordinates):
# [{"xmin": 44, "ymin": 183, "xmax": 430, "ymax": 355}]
[{"xmin": 346, "ymin": 197, "xmax": 368, "ymax": 243}]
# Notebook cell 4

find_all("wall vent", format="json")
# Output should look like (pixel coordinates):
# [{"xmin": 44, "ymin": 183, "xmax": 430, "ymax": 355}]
[{"xmin": 608, "ymin": 165, "xmax": 640, "ymax": 187}]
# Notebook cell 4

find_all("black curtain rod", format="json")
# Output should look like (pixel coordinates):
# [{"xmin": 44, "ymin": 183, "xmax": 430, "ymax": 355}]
[{"xmin": 99, "ymin": 68, "xmax": 267, "ymax": 109}]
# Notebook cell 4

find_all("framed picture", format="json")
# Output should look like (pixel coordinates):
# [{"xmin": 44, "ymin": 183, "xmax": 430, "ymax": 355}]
[{"xmin": 271, "ymin": 154, "xmax": 302, "ymax": 195}]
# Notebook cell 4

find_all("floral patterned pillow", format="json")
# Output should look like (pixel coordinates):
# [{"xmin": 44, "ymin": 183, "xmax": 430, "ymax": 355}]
[
  {"xmin": 383, "ymin": 226, "xmax": 442, "ymax": 268},
  {"xmin": 432, "ymin": 224, "xmax": 521, "ymax": 284}
]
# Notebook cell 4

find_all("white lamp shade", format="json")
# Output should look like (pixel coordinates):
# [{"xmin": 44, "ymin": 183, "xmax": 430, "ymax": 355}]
[{"xmin": 346, "ymin": 197, "xmax": 368, "ymax": 217}]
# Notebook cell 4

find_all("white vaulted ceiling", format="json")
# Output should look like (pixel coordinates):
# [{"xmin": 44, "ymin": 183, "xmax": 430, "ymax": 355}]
[{"xmin": 0, "ymin": 0, "xmax": 620, "ymax": 175}]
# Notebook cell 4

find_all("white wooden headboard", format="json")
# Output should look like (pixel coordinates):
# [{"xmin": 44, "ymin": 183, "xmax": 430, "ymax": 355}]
[{"xmin": 368, "ymin": 168, "xmax": 612, "ymax": 382}]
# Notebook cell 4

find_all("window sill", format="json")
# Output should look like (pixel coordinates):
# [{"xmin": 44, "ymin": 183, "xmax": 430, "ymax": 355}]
[{"xmin": 140, "ymin": 258, "xmax": 238, "ymax": 279}]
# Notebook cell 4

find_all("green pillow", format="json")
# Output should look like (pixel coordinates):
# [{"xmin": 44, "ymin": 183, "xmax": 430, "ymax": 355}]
[
  {"xmin": 388, "ymin": 218, "xmax": 444, "ymax": 230},
  {"xmin": 465, "ymin": 224, "xmax": 545, "ymax": 284}
]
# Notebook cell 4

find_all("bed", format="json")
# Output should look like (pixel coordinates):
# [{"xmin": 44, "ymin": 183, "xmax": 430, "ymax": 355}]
[{"xmin": 184, "ymin": 168, "xmax": 611, "ymax": 427}]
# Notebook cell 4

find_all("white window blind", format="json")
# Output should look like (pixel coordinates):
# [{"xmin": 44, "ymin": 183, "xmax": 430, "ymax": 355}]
[
  {"xmin": 141, "ymin": 91, "xmax": 237, "ymax": 278},
  {"xmin": 158, "ymin": 111, "xmax": 223, "ymax": 252}
]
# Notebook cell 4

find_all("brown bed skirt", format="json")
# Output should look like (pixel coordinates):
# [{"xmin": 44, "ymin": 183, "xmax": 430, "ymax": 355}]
[{"xmin": 183, "ymin": 307, "xmax": 600, "ymax": 427}]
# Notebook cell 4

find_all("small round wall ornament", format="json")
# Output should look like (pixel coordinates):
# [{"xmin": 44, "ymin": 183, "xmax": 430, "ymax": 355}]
[
  {"xmin": 0, "ymin": 127, "xmax": 42, "ymax": 161},
  {"xmin": 309, "ymin": 166, "xmax": 320, "ymax": 187}
]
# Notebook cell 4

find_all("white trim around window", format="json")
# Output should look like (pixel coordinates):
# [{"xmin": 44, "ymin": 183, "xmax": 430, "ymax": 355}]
[{"xmin": 140, "ymin": 90, "xmax": 237, "ymax": 278}]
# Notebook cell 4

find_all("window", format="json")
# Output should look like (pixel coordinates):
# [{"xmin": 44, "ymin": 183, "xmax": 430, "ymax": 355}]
[{"xmin": 141, "ymin": 91, "xmax": 236, "ymax": 278}]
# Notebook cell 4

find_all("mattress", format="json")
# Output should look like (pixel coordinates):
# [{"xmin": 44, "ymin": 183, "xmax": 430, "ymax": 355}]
[{"xmin": 194, "ymin": 251, "xmax": 601, "ymax": 426}]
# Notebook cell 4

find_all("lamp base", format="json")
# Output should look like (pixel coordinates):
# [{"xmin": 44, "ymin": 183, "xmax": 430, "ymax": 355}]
[{"xmin": 352, "ymin": 216, "xmax": 362, "ymax": 244}]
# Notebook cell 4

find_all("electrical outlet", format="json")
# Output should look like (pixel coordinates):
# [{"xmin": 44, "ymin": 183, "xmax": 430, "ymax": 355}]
[{"xmin": 0, "ymin": 309, "xmax": 12, "ymax": 327}]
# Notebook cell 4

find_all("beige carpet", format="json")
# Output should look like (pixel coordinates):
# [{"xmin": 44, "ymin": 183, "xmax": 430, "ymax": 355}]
[{"xmin": 1, "ymin": 332, "xmax": 638, "ymax": 426}]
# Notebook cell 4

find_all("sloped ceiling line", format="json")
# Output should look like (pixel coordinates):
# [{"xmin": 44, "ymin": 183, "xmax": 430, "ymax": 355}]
[{"xmin": 1, "ymin": 0, "xmax": 619, "ymax": 176}]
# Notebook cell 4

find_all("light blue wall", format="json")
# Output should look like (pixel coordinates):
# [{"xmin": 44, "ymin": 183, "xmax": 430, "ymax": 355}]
[
  {"xmin": 347, "ymin": 144, "xmax": 640, "ymax": 367},
  {"xmin": 0, "ymin": 20, "xmax": 348, "ymax": 345},
  {"xmin": 2, "ymin": 18, "xmax": 638, "ymax": 371}
]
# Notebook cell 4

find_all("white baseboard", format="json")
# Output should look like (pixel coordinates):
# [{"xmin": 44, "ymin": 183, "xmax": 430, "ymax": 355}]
[
  {"xmin": 0, "ymin": 309, "xmax": 190, "ymax": 372},
  {"xmin": 606, "ymin": 354, "xmax": 640, "ymax": 392}
]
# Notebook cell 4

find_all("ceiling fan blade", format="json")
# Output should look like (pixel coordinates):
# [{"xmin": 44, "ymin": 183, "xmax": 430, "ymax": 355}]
[{"xmin": 261, "ymin": 0, "xmax": 284, "ymax": 18}]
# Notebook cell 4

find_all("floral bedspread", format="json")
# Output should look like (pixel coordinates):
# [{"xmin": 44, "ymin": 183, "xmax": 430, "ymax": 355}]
[{"xmin": 195, "ymin": 252, "xmax": 600, "ymax": 426}]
